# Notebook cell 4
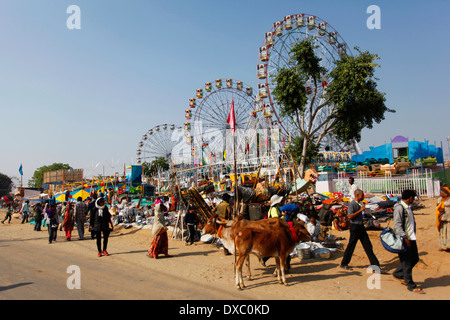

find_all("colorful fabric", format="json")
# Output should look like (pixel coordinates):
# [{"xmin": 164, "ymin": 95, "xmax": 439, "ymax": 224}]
[
  {"xmin": 148, "ymin": 229, "xmax": 168, "ymax": 258},
  {"xmin": 288, "ymin": 221, "xmax": 299, "ymax": 243},
  {"xmin": 437, "ymin": 197, "xmax": 450, "ymax": 250},
  {"xmin": 63, "ymin": 204, "xmax": 74, "ymax": 230},
  {"xmin": 441, "ymin": 185, "xmax": 450, "ymax": 196},
  {"xmin": 437, "ymin": 201, "xmax": 445, "ymax": 231}
]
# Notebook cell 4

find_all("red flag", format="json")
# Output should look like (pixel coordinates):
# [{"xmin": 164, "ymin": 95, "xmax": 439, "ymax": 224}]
[{"xmin": 227, "ymin": 99, "xmax": 236, "ymax": 135}]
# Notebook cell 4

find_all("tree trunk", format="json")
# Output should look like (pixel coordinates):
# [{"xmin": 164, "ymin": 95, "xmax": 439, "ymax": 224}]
[{"xmin": 298, "ymin": 135, "xmax": 309, "ymax": 177}]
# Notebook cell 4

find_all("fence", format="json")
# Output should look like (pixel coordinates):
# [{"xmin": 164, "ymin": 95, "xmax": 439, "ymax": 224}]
[{"xmin": 333, "ymin": 169, "xmax": 439, "ymax": 198}]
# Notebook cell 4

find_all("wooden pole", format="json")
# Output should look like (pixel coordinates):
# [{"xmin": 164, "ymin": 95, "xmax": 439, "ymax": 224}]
[
  {"xmin": 271, "ymin": 152, "xmax": 285, "ymax": 184},
  {"xmin": 233, "ymin": 131, "xmax": 239, "ymax": 216}
]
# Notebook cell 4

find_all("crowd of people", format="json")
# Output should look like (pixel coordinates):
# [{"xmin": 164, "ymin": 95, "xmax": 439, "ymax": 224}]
[
  {"xmin": 1, "ymin": 180, "xmax": 449, "ymax": 295},
  {"xmin": 200, "ymin": 180, "xmax": 450, "ymax": 295}
]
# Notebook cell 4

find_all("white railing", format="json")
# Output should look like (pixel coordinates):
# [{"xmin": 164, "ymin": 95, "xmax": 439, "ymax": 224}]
[{"xmin": 334, "ymin": 169, "xmax": 438, "ymax": 198}]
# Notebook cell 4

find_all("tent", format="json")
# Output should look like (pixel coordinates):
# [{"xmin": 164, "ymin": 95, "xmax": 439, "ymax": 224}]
[
  {"xmin": 72, "ymin": 189, "xmax": 90, "ymax": 201},
  {"xmin": 54, "ymin": 193, "xmax": 66, "ymax": 203}
]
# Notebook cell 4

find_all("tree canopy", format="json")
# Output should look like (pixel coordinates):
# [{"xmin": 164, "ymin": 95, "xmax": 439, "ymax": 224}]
[
  {"xmin": 0, "ymin": 173, "xmax": 14, "ymax": 197},
  {"xmin": 142, "ymin": 157, "xmax": 170, "ymax": 177},
  {"xmin": 273, "ymin": 39, "xmax": 394, "ymax": 174}
]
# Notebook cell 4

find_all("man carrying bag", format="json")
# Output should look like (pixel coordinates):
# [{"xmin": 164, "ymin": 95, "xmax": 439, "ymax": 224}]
[{"xmin": 392, "ymin": 190, "xmax": 425, "ymax": 294}]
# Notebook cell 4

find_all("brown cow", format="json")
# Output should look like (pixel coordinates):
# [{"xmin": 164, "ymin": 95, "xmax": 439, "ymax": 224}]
[
  {"xmin": 203, "ymin": 214, "xmax": 310, "ymax": 289},
  {"xmin": 202, "ymin": 214, "xmax": 279, "ymax": 281},
  {"xmin": 233, "ymin": 217, "xmax": 310, "ymax": 289}
]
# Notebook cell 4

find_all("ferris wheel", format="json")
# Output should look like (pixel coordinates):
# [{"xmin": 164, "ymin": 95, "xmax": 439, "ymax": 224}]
[
  {"xmin": 257, "ymin": 14, "xmax": 357, "ymax": 152},
  {"xmin": 184, "ymin": 78, "xmax": 277, "ymax": 165},
  {"xmin": 136, "ymin": 124, "xmax": 187, "ymax": 166}
]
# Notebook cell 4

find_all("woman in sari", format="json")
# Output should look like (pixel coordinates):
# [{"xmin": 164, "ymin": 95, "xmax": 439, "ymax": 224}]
[
  {"xmin": 62, "ymin": 202, "xmax": 75, "ymax": 241},
  {"xmin": 148, "ymin": 198, "xmax": 170, "ymax": 259},
  {"xmin": 436, "ymin": 185, "xmax": 450, "ymax": 252}
]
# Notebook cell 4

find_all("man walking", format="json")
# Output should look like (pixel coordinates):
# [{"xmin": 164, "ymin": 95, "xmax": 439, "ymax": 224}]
[
  {"xmin": 392, "ymin": 190, "xmax": 425, "ymax": 294},
  {"xmin": 184, "ymin": 209, "xmax": 197, "ymax": 246},
  {"xmin": 20, "ymin": 200, "xmax": 30, "ymax": 224},
  {"xmin": 340, "ymin": 189, "xmax": 380, "ymax": 271},
  {"xmin": 75, "ymin": 197, "xmax": 88, "ymax": 240},
  {"xmin": 33, "ymin": 202, "xmax": 43, "ymax": 231}
]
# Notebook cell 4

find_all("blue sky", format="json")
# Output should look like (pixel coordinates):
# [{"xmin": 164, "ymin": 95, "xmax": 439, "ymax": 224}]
[{"xmin": 1, "ymin": 0, "xmax": 449, "ymax": 186}]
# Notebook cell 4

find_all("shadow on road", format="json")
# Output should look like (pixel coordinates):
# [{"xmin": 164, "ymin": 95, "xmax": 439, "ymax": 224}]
[{"xmin": 0, "ymin": 282, "xmax": 33, "ymax": 292}]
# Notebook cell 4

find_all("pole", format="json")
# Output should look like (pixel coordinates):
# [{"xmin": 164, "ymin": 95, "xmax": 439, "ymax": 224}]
[{"xmin": 233, "ymin": 131, "xmax": 238, "ymax": 216}]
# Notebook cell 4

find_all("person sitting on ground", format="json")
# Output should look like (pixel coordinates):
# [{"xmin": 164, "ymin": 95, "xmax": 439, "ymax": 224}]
[
  {"xmin": 279, "ymin": 201, "xmax": 300, "ymax": 222},
  {"xmin": 212, "ymin": 194, "xmax": 232, "ymax": 220},
  {"xmin": 306, "ymin": 215, "xmax": 321, "ymax": 242}
]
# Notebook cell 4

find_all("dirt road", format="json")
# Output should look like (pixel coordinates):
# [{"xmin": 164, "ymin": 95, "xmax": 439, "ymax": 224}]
[{"xmin": 0, "ymin": 198, "xmax": 448, "ymax": 300}]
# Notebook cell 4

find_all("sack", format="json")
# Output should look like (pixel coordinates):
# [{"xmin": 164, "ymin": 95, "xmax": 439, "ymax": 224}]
[{"xmin": 380, "ymin": 227, "xmax": 406, "ymax": 253}]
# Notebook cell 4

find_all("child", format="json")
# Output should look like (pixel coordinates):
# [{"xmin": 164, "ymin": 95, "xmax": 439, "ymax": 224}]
[
  {"xmin": 1, "ymin": 204, "xmax": 13, "ymax": 224},
  {"xmin": 184, "ymin": 209, "xmax": 197, "ymax": 246}
]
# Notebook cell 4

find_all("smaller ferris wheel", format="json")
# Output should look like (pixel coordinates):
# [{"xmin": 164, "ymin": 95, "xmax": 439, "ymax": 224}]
[{"xmin": 136, "ymin": 124, "xmax": 185, "ymax": 166}]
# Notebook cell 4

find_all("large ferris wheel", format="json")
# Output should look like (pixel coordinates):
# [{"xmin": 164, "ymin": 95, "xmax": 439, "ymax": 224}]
[{"xmin": 257, "ymin": 14, "xmax": 358, "ymax": 152}]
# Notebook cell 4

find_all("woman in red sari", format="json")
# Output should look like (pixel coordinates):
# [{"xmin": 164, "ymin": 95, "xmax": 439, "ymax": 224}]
[
  {"xmin": 62, "ymin": 202, "xmax": 74, "ymax": 241},
  {"xmin": 148, "ymin": 198, "xmax": 170, "ymax": 259}
]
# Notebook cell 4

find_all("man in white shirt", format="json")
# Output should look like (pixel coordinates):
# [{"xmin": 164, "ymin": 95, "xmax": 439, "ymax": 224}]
[
  {"xmin": 348, "ymin": 177, "xmax": 358, "ymax": 201},
  {"xmin": 392, "ymin": 190, "xmax": 423, "ymax": 294}
]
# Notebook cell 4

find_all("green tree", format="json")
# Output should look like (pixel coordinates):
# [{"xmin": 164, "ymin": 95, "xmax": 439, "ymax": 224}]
[
  {"xmin": 287, "ymin": 136, "xmax": 320, "ymax": 167},
  {"xmin": 0, "ymin": 173, "xmax": 13, "ymax": 197},
  {"xmin": 142, "ymin": 157, "xmax": 170, "ymax": 177},
  {"xmin": 28, "ymin": 163, "xmax": 72, "ymax": 188},
  {"xmin": 273, "ymin": 39, "xmax": 394, "ymax": 175}
]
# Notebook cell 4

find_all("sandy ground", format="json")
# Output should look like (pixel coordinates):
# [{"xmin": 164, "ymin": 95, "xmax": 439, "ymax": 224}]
[{"xmin": 0, "ymin": 198, "xmax": 448, "ymax": 300}]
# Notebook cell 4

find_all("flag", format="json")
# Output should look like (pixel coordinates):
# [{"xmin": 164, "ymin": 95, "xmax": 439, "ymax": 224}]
[
  {"xmin": 19, "ymin": 164, "xmax": 23, "ymax": 176},
  {"xmin": 227, "ymin": 98, "xmax": 236, "ymax": 136}
]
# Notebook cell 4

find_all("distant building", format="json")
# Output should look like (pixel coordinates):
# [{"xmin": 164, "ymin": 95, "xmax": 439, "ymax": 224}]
[{"xmin": 43, "ymin": 169, "xmax": 84, "ymax": 190}]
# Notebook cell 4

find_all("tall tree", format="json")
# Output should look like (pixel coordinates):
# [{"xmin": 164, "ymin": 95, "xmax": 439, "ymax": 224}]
[
  {"xmin": 0, "ymin": 173, "xmax": 13, "ymax": 197},
  {"xmin": 28, "ymin": 163, "xmax": 72, "ymax": 189},
  {"xmin": 273, "ymin": 39, "xmax": 394, "ymax": 175}
]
